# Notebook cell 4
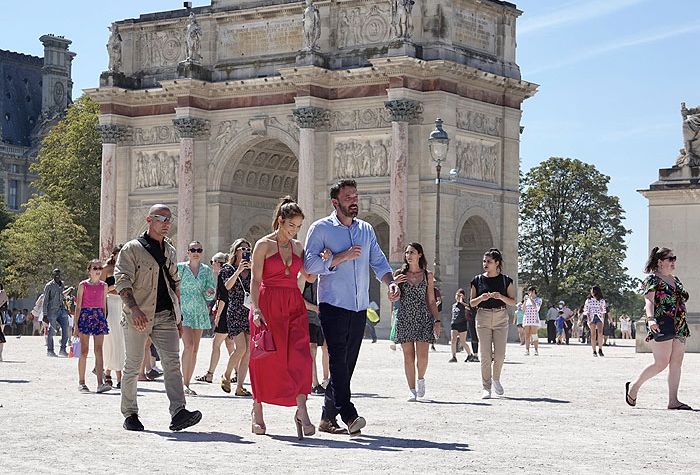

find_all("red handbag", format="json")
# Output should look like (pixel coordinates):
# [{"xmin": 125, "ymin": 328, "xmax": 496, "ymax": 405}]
[{"xmin": 251, "ymin": 324, "xmax": 276, "ymax": 360}]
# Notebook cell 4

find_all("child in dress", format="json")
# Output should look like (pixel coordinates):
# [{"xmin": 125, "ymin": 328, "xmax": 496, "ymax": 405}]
[
  {"xmin": 73, "ymin": 259, "xmax": 110, "ymax": 393},
  {"xmin": 555, "ymin": 312, "xmax": 566, "ymax": 345}
]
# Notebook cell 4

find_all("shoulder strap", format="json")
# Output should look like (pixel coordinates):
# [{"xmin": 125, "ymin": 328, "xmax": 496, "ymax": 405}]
[{"xmin": 137, "ymin": 236, "xmax": 177, "ymax": 291}]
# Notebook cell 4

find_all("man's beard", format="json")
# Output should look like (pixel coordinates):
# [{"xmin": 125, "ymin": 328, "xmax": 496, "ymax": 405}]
[{"xmin": 338, "ymin": 203, "xmax": 358, "ymax": 219}]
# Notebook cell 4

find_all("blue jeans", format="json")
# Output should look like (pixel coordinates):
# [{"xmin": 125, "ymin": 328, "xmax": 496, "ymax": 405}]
[
  {"xmin": 47, "ymin": 311, "xmax": 69, "ymax": 353},
  {"xmin": 319, "ymin": 303, "xmax": 366, "ymax": 425}
]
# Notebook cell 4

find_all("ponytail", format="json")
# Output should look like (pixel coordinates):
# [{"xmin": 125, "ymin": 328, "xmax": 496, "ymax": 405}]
[
  {"xmin": 644, "ymin": 246, "xmax": 671, "ymax": 273},
  {"xmin": 484, "ymin": 247, "xmax": 503, "ymax": 272}
]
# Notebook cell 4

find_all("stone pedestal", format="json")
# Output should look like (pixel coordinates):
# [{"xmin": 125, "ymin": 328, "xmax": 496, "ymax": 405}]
[
  {"xmin": 388, "ymin": 40, "xmax": 417, "ymax": 58},
  {"xmin": 96, "ymin": 124, "xmax": 126, "ymax": 261},
  {"xmin": 293, "ymin": 106, "xmax": 328, "ymax": 243},
  {"xmin": 99, "ymin": 71, "xmax": 139, "ymax": 89},
  {"xmin": 177, "ymin": 61, "xmax": 212, "ymax": 81},
  {"xmin": 173, "ymin": 117, "xmax": 210, "ymax": 259},
  {"xmin": 295, "ymin": 50, "xmax": 327, "ymax": 68},
  {"xmin": 639, "ymin": 163, "xmax": 700, "ymax": 352},
  {"xmin": 385, "ymin": 99, "xmax": 421, "ymax": 262}
]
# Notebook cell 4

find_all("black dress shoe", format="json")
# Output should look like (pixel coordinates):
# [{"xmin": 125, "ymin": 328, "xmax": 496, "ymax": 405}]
[
  {"xmin": 123, "ymin": 414, "xmax": 144, "ymax": 431},
  {"xmin": 169, "ymin": 408, "xmax": 202, "ymax": 431}
]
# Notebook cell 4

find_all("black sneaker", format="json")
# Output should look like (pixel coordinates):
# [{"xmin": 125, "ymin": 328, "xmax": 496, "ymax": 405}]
[
  {"xmin": 59, "ymin": 349, "xmax": 69, "ymax": 357},
  {"xmin": 169, "ymin": 408, "xmax": 202, "ymax": 431},
  {"xmin": 311, "ymin": 385, "xmax": 326, "ymax": 395},
  {"xmin": 47, "ymin": 351, "xmax": 58, "ymax": 357},
  {"xmin": 471, "ymin": 355, "xmax": 480, "ymax": 362},
  {"xmin": 123, "ymin": 414, "xmax": 144, "ymax": 431},
  {"xmin": 146, "ymin": 369, "xmax": 161, "ymax": 380},
  {"xmin": 593, "ymin": 350, "xmax": 598, "ymax": 357},
  {"xmin": 598, "ymin": 348, "xmax": 604, "ymax": 357},
  {"xmin": 448, "ymin": 356, "xmax": 458, "ymax": 363}
]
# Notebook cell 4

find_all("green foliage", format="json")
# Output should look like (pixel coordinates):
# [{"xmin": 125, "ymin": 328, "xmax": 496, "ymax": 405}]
[
  {"xmin": 0, "ymin": 195, "xmax": 12, "ymax": 232},
  {"xmin": 519, "ymin": 157, "xmax": 635, "ymax": 310},
  {"xmin": 30, "ymin": 95, "xmax": 101, "ymax": 256},
  {"xmin": 0, "ymin": 196, "xmax": 89, "ymax": 297}
]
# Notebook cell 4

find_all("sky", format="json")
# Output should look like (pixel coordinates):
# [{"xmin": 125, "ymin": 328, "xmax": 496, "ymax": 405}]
[{"xmin": 1, "ymin": 0, "xmax": 698, "ymax": 280}]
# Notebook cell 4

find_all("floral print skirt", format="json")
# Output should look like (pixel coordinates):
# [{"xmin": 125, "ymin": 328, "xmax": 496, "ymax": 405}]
[{"xmin": 78, "ymin": 307, "xmax": 109, "ymax": 336}]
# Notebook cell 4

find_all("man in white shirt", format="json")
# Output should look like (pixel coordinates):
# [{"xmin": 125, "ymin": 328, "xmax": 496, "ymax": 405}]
[{"xmin": 545, "ymin": 304, "xmax": 558, "ymax": 344}]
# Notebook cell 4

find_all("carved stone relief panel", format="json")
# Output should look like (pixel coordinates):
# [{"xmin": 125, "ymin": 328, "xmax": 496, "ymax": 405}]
[
  {"xmin": 455, "ymin": 139, "xmax": 498, "ymax": 183},
  {"xmin": 336, "ymin": 3, "xmax": 393, "ymax": 48},
  {"xmin": 329, "ymin": 108, "xmax": 392, "ymax": 131},
  {"xmin": 210, "ymin": 120, "xmax": 242, "ymax": 157},
  {"xmin": 218, "ymin": 19, "xmax": 303, "ymax": 60},
  {"xmin": 334, "ymin": 137, "xmax": 391, "ymax": 179},
  {"xmin": 132, "ymin": 126, "xmax": 178, "ymax": 145},
  {"xmin": 456, "ymin": 110, "xmax": 502, "ymax": 137},
  {"xmin": 451, "ymin": 2, "xmax": 497, "ymax": 55},
  {"xmin": 135, "ymin": 29, "xmax": 185, "ymax": 69},
  {"xmin": 133, "ymin": 150, "xmax": 179, "ymax": 190}
]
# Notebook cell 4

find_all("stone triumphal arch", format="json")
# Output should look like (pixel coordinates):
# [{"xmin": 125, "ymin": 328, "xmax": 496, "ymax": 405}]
[{"xmin": 87, "ymin": 0, "xmax": 537, "ymax": 326}]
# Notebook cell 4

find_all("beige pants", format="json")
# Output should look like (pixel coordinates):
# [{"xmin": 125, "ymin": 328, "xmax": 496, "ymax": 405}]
[
  {"xmin": 121, "ymin": 309, "xmax": 186, "ymax": 418},
  {"xmin": 475, "ymin": 307, "xmax": 509, "ymax": 390}
]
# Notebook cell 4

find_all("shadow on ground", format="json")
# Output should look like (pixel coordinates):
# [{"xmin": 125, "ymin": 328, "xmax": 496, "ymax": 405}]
[
  {"xmin": 267, "ymin": 433, "xmax": 471, "ymax": 452},
  {"xmin": 0, "ymin": 379, "xmax": 30, "ymax": 384},
  {"xmin": 502, "ymin": 396, "xmax": 570, "ymax": 404},
  {"xmin": 145, "ymin": 430, "xmax": 255, "ymax": 444}
]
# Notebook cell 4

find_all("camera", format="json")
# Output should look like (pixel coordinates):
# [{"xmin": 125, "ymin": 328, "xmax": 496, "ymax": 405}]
[{"xmin": 242, "ymin": 250, "xmax": 251, "ymax": 262}]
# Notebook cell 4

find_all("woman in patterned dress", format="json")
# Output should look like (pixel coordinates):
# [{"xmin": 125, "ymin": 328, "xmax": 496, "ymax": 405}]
[
  {"xmin": 393, "ymin": 243, "xmax": 440, "ymax": 401},
  {"xmin": 178, "ymin": 241, "xmax": 216, "ymax": 396},
  {"xmin": 521, "ymin": 286, "xmax": 542, "ymax": 356},
  {"xmin": 583, "ymin": 286, "xmax": 607, "ymax": 357},
  {"xmin": 219, "ymin": 239, "xmax": 253, "ymax": 397},
  {"xmin": 626, "ymin": 247, "xmax": 692, "ymax": 410}
]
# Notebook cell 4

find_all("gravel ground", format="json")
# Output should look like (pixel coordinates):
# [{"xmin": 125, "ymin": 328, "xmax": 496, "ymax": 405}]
[{"xmin": 1, "ymin": 336, "xmax": 698, "ymax": 474}]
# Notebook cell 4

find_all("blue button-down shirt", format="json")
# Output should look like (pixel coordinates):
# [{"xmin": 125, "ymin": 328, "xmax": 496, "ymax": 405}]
[{"xmin": 304, "ymin": 211, "xmax": 393, "ymax": 312}]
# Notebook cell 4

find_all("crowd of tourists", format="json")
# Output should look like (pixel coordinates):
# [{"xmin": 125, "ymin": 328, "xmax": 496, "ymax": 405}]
[{"xmin": 0, "ymin": 180, "xmax": 692, "ymax": 433}]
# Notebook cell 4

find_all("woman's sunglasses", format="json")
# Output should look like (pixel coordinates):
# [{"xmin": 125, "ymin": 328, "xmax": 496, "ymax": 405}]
[
  {"xmin": 91, "ymin": 267, "xmax": 103, "ymax": 271},
  {"xmin": 661, "ymin": 256, "xmax": 677, "ymax": 262},
  {"xmin": 189, "ymin": 248, "xmax": 203, "ymax": 253}
]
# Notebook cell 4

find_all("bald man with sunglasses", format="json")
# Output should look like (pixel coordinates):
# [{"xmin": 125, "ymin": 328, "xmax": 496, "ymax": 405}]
[{"xmin": 115, "ymin": 204, "xmax": 202, "ymax": 432}]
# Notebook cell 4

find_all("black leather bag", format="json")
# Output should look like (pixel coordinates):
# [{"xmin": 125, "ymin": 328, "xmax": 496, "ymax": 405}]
[{"xmin": 652, "ymin": 315, "xmax": 676, "ymax": 342}]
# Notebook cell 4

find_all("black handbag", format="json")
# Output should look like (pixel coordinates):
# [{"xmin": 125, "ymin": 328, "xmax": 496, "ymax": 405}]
[{"xmin": 652, "ymin": 315, "xmax": 675, "ymax": 342}]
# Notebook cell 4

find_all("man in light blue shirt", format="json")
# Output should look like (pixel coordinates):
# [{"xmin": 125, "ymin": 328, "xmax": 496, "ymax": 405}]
[{"xmin": 305, "ymin": 179, "xmax": 400, "ymax": 436}]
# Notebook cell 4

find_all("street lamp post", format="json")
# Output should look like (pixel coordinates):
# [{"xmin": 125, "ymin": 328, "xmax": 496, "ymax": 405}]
[{"xmin": 428, "ymin": 118, "xmax": 450, "ymax": 283}]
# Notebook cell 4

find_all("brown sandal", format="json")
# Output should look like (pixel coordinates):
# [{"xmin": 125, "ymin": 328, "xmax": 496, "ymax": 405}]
[{"xmin": 221, "ymin": 375, "xmax": 231, "ymax": 393}]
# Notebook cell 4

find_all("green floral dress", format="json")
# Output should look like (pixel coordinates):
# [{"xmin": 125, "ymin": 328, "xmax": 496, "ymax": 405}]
[
  {"xmin": 177, "ymin": 262, "xmax": 216, "ymax": 330},
  {"xmin": 643, "ymin": 274, "xmax": 690, "ymax": 342}
]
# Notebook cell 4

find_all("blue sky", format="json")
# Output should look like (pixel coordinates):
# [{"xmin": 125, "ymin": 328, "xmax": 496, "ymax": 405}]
[{"xmin": 1, "ymin": 0, "xmax": 697, "ymax": 279}]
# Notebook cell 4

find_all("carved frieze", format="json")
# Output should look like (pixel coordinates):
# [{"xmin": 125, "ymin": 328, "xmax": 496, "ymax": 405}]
[
  {"xmin": 136, "ymin": 29, "xmax": 185, "ymax": 69},
  {"xmin": 455, "ymin": 139, "xmax": 498, "ymax": 183},
  {"xmin": 452, "ymin": 6, "xmax": 497, "ymax": 54},
  {"xmin": 329, "ymin": 108, "xmax": 392, "ymax": 131},
  {"xmin": 210, "ymin": 120, "xmax": 241, "ymax": 156},
  {"xmin": 134, "ymin": 151, "xmax": 179, "ymax": 190},
  {"xmin": 337, "ymin": 3, "xmax": 393, "ymax": 48},
  {"xmin": 456, "ymin": 110, "xmax": 503, "ymax": 137},
  {"xmin": 385, "ymin": 99, "xmax": 422, "ymax": 123},
  {"xmin": 218, "ymin": 19, "xmax": 302, "ymax": 60},
  {"xmin": 334, "ymin": 138, "xmax": 391, "ymax": 179},
  {"xmin": 132, "ymin": 125, "xmax": 177, "ymax": 145}
]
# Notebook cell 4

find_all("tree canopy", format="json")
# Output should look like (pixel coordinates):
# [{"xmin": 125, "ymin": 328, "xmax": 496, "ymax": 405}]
[
  {"xmin": 0, "ymin": 196, "xmax": 89, "ymax": 297},
  {"xmin": 30, "ymin": 95, "xmax": 101, "ymax": 256},
  {"xmin": 519, "ymin": 157, "xmax": 637, "ymax": 312}
]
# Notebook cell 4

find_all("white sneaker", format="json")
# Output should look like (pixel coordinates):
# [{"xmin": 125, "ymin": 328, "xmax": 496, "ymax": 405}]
[
  {"xmin": 493, "ymin": 380, "xmax": 504, "ymax": 396},
  {"xmin": 416, "ymin": 379, "xmax": 426, "ymax": 398},
  {"xmin": 407, "ymin": 389, "xmax": 417, "ymax": 401},
  {"xmin": 481, "ymin": 389, "xmax": 491, "ymax": 399},
  {"xmin": 96, "ymin": 383, "xmax": 111, "ymax": 394},
  {"xmin": 390, "ymin": 343, "xmax": 396, "ymax": 351}
]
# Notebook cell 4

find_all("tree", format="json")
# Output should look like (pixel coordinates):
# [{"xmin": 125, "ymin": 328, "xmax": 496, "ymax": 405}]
[
  {"xmin": 0, "ymin": 195, "xmax": 12, "ymax": 232},
  {"xmin": 30, "ymin": 95, "xmax": 101, "ymax": 256},
  {"xmin": 519, "ymin": 157, "xmax": 633, "ymax": 309},
  {"xmin": 0, "ymin": 196, "xmax": 89, "ymax": 297}
]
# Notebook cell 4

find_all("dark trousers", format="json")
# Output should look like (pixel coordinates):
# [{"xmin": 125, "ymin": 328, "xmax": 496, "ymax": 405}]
[
  {"xmin": 564, "ymin": 321, "xmax": 572, "ymax": 345},
  {"xmin": 467, "ymin": 317, "xmax": 479, "ymax": 353},
  {"xmin": 318, "ymin": 303, "xmax": 366, "ymax": 425},
  {"xmin": 546, "ymin": 320, "xmax": 556, "ymax": 343}
]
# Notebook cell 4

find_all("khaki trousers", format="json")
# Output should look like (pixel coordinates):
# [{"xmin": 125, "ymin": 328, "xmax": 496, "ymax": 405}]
[
  {"xmin": 475, "ymin": 307, "xmax": 509, "ymax": 390},
  {"xmin": 121, "ymin": 309, "xmax": 186, "ymax": 418}
]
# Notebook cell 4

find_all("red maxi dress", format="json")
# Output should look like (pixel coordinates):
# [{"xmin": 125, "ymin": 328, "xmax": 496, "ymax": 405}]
[{"xmin": 249, "ymin": 244, "xmax": 312, "ymax": 406}]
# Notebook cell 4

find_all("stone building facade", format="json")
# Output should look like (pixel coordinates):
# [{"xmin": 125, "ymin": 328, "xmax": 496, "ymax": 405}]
[
  {"xmin": 0, "ymin": 35, "xmax": 75, "ymax": 210},
  {"xmin": 87, "ymin": 0, "xmax": 537, "ymax": 332}
]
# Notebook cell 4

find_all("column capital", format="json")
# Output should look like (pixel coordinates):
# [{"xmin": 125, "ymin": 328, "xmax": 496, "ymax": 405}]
[
  {"xmin": 293, "ymin": 106, "xmax": 329, "ymax": 129},
  {"xmin": 384, "ymin": 99, "xmax": 422, "ymax": 123},
  {"xmin": 96, "ymin": 124, "xmax": 128, "ymax": 144},
  {"xmin": 173, "ymin": 117, "xmax": 211, "ymax": 139}
]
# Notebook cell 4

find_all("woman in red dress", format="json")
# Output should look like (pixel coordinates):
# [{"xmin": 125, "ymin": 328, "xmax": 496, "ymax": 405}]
[{"xmin": 249, "ymin": 196, "xmax": 317, "ymax": 438}]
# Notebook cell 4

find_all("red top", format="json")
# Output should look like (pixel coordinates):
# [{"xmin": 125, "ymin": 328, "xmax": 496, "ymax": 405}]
[{"xmin": 81, "ymin": 280, "xmax": 106, "ymax": 309}]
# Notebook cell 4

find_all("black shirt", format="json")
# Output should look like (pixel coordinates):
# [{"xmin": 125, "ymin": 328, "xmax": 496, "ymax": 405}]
[
  {"xmin": 141, "ymin": 232, "xmax": 173, "ymax": 313},
  {"xmin": 470, "ymin": 273, "xmax": 513, "ymax": 309},
  {"xmin": 216, "ymin": 264, "xmax": 232, "ymax": 317},
  {"xmin": 451, "ymin": 302, "xmax": 467, "ymax": 325}
]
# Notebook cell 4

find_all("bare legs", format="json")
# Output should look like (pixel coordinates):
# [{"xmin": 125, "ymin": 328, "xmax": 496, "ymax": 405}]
[
  {"xmin": 450, "ymin": 330, "xmax": 473, "ymax": 358},
  {"xmin": 206, "ymin": 332, "xmax": 234, "ymax": 376},
  {"xmin": 524, "ymin": 326, "xmax": 539, "ymax": 354},
  {"xmin": 401, "ymin": 341, "xmax": 430, "ymax": 389},
  {"xmin": 630, "ymin": 339, "xmax": 687, "ymax": 408},
  {"xmin": 590, "ymin": 322, "xmax": 603, "ymax": 352},
  {"xmin": 77, "ymin": 334, "xmax": 104, "ymax": 386},
  {"xmin": 251, "ymin": 395, "xmax": 313, "ymax": 434},
  {"xmin": 224, "ymin": 332, "xmax": 250, "ymax": 392},
  {"xmin": 181, "ymin": 327, "xmax": 203, "ymax": 389}
]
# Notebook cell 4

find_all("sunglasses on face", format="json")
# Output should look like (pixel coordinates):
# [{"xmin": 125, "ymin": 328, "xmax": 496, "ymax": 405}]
[
  {"xmin": 91, "ymin": 267, "xmax": 103, "ymax": 271},
  {"xmin": 189, "ymin": 248, "xmax": 203, "ymax": 253},
  {"xmin": 661, "ymin": 256, "xmax": 677, "ymax": 262},
  {"xmin": 237, "ymin": 247, "xmax": 251, "ymax": 252},
  {"xmin": 150, "ymin": 214, "xmax": 172, "ymax": 223}
]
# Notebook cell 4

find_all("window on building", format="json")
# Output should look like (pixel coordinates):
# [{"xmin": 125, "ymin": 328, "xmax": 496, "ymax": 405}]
[
  {"xmin": 10, "ymin": 164, "xmax": 20, "ymax": 174},
  {"xmin": 8, "ymin": 180, "xmax": 19, "ymax": 210}
]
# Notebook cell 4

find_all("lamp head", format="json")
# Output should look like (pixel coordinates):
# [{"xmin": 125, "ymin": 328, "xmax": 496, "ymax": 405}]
[{"xmin": 428, "ymin": 118, "xmax": 449, "ymax": 164}]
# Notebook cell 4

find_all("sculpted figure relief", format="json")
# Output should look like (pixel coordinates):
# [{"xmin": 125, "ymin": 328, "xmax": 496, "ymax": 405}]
[
  {"xmin": 185, "ymin": 12, "xmax": 202, "ymax": 62},
  {"xmin": 135, "ymin": 151, "xmax": 179, "ymax": 189},
  {"xmin": 302, "ymin": 0, "xmax": 321, "ymax": 51},
  {"xmin": 107, "ymin": 23, "xmax": 122, "ymax": 73},
  {"xmin": 455, "ymin": 141, "xmax": 498, "ymax": 183},
  {"xmin": 334, "ymin": 139, "xmax": 390, "ymax": 179},
  {"xmin": 677, "ymin": 102, "xmax": 700, "ymax": 167},
  {"xmin": 391, "ymin": 0, "xmax": 415, "ymax": 40}
]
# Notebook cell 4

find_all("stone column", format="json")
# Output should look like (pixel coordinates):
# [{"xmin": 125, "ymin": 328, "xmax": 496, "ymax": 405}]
[
  {"xmin": 293, "ymin": 106, "xmax": 328, "ymax": 243},
  {"xmin": 96, "ymin": 124, "xmax": 126, "ymax": 261},
  {"xmin": 384, "ymin": 99, "xmax": 422, "ymax": 262},
  {"xmin": 173, "ymin": 117, "xmax": 210, "ymax": 259}
]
